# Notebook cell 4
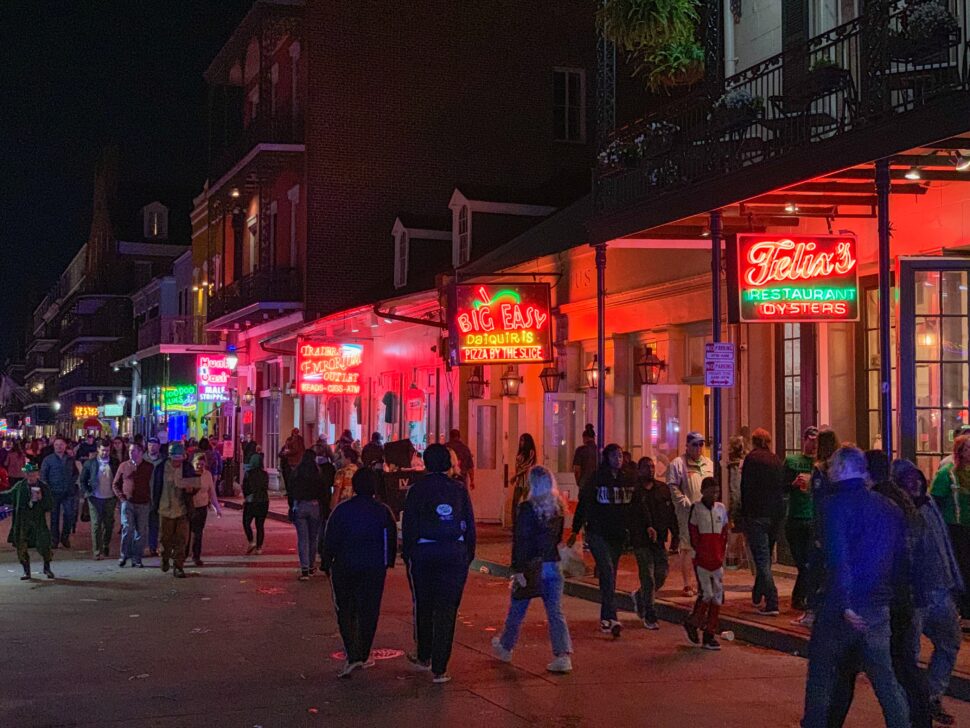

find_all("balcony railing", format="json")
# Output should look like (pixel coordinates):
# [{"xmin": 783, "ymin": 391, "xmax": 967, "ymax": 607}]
[
  {"xmin": 207, "ymin": 268, "xmax": 303, "ymax": 322},
  {"xmin": 595, "ymin": 0, "xmax": 970, "ymax": 216},
  {"xmin": 210, "ymin": 115, "xmax": 305, "ymax": 183},
  {"xmin": 136, "ymin": 315, "xmax": 218, "ymax": 350}
]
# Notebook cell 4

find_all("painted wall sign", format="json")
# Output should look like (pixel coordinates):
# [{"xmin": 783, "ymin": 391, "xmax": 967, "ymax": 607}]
[
  {"xmin": 197, "ymin": 354, "xmax": 232, "ymax": 402},
  {"xmin": 737, "ymin": 234, "xmax": 859, "ymax": 322},
  {"xmin": 450, "ymin": 283, "xmax": 553, "ymax": 365},
  {"xmin": 162, "ymin": 385, "xmax": 197, "ymax": 412},
  {"xmin": 297, "ymin": 342, "xmax": 363, "ymax": 395},
  {"xmin": 72, "ymin": 405, "xmax": 99, "ymax": 419}
]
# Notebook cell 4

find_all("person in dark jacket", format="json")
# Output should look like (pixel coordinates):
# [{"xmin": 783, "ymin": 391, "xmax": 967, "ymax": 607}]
[
  {"xmin": 242, "ymin": 453, "xmax": 269, "ymax": 554},
  {"xmin": 801, "ymin": 447, "xmax": 911, "ymax": 728},
  {"xmin": 78, "ymin": 440, "xmax": 120, "ymax": 560},
  {"xmin": 739, "ymin": 427, "xmax": 785, "ymax": 616},
  {"xmin": 322, "ymin": 468, "xmax": 398, "ymax": 679},
  {"xmin": 568, "ymin": 442, "xmax": 634, "ymax": 637},
  {"xmin": 491, "ymin": 466, "xmax": 573, "ymax": 673},
  {"xmin": 401, "ymin": 444, "xmax": 476, "ymax": 684},
  {"xmin": 289, "ymin": 450, "xmax": 327, "ymax": 580},
  {"xmin": 360, "ymin": 432, "xmax": 385, "ymax": 469},
  {"xmin": 629, "ymin": 456, "xmax": 679, "ymax": 629}
]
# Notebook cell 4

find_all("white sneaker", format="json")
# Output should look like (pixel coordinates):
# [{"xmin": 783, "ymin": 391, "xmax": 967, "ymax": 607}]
[
  {"xmin": 642, "ymin": 619, "xmax": 660, "ymax": 631},
  {"xmin": 337, "ymin": 661, "xmax": 362, "ymax": 678},
  {"xmin": 432, "ymin": 673, "xmax": 452, "ymax": 684},
  {"xmin": 547, "ymin": 655, "xmax": 573, "ymax": 673},
  {"xmin": 361, "ymin": 658, "xmax": 376, "ymax": 669},
  {"xmin": 599, "ymin": 619, "xmax": 612, "ymax": 633},
  {"xmin": 790, "ymin": 612, "xmax": 815, "ymax": 628},
  {"xmin": 491, "ymin": 636, "xmax": 513, "ymax": 663}
]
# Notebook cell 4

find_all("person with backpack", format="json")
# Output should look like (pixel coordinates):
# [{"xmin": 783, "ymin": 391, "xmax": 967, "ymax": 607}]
[
  {"xmin": 321, "ymin": 468, "xmax": 398, "ymax": 678},
  {"xmin": 401, "ymin": 444, "xmax": 476, "ymax": 684}
]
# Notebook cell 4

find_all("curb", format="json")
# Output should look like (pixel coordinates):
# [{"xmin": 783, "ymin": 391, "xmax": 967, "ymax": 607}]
[
  {"xmin": 472, "ymin": 557, "xmax": 970, "ymax": 702},
  {"xmin": 221, "ymin": 500, "xmax": 291, "ymax": 523}
]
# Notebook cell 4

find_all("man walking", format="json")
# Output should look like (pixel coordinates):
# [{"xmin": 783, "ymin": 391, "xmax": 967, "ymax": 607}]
[
  {"xmin": 152, "ymin": 442, "xmax": 199, "ymax": 578},
  {"xmin": 667, "ymin": 432, "xmax": 714, "ymax": 596},
  {"xmin": 360, "ymin": 432, "xmax": 385, "ymax": 469},
  {"xmin": 144, "ymin": 437, "xmax": 164, "ymax": 557},
  {"xmin": 41, "ymin": 436, "xmax": 76, "ymax": 549},
  {"xmin": 113, "ymin": 442, "xmax": 155, "ymax": 567},
  {"xmin": 572, "ymin": 425, "xmax": 598, "ymax": 493},
  {"xmin": 79, "ymin": 439, "xmax": 120, "ymax": 560},
  {"xmin": 801, "ymin": 447, "xmax": 910, "ymax": 728},
  {"xmin": 740, "ymin": 428, "xmax": 786, "ymax": 616},
  {"xmin": 784, "ymin": 426, "xmax": 818, "ymax": 614},
  {"xmin": 0, "ymin": 462, "xmax": 54, "ymax": 580},
  {"xmin": 322, "ymin": 468, "xmax": 398, "ymax": 678},
  {"xmin": 402, "ymin": 444, "xmax": 476, "ymax": 684}
]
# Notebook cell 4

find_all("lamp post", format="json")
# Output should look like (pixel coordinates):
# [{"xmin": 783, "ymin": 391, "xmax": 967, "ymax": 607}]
[
  {"xmin": 636, "ymin": 345, "xmax": 666, "ymax": 386},
  {"xmin": 539, "ymin": 365, "xmax": 565, "ymax": 394},
  {"xmin": 584, "ymin": 355, "xmax": 610, "ymax": 389},
  {"xmin": 467, "ymin": 366, "xmax": 487, "ymax": 400},
  {"xmin": 499, "ymin": 366, "xmax": 523, "ymax": 397}
]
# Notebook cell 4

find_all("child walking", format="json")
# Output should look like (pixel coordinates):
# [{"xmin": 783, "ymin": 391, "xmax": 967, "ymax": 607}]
[{"xmin": 684, "ymin": 477, "xmax": 729, "ymax": 650}]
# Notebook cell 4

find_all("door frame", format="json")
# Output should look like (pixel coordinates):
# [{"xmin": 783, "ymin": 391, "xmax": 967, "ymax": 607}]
[
  {"xmin": 541, "ymin": 392, "xmax": 586, "ymax": 503},
  {"xmin": 468, "ymin": 398, "xmax": 505, "ymax": 523},
  {"xmin": 641, "ymin": 383, "xmax": 691, "ymax": 479}
]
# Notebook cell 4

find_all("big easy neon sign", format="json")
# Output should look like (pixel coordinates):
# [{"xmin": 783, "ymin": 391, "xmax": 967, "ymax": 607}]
[
  {"xmin": 737, "ymin": 233, "xmax": 859, "ymax": 322},
  {"xmin": 297, "ymin": 342, "xmax": 363, "ymax": 396},
  {"xmin": 449, "ymin": 283, "xmax": 553, "ymax": 365}
]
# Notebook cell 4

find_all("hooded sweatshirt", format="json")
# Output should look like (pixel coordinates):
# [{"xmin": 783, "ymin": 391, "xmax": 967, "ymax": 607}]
[{"xmin": 572, "ymin": 465, "xmax": 634, "ymax": 540}]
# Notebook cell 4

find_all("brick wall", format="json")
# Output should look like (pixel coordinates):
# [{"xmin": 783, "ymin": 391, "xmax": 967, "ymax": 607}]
[{"xmin": 304, "ymin": 0, "xmax": 598, "ymax": 318}]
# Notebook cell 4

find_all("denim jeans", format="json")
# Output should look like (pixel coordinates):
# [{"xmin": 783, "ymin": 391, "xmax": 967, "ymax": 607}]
[
  {"xmin": 801, "ymin": 605, "xmax": 910, "ymax": 728},
  {"xmin": 499, "ymin": 561, "xmax": 572, "ymax": 657},
  {"xmin": 633, "ymin": 544, "xmax": 669, "ymax": 622},
  {"xmin": 293, "ymin": 500, "xmax": 321, "ymax": 570},
  {"xmin": 50, "ymin": 491, "xmax": 77, "ymax": 544},
  {"xmin": 120, "ymin": 500, "xmax": 150, "ymax": 564},
  {"xmin": 745, "ymin": 518, "xmax": 778, "ymax": 611},
  {"xmin": 586, "ymin": 532, "xmax": 625, "ymax": 621},
  {"xmin": 912, "ymin": 590, "xmax": 962, "ymax": 699}
]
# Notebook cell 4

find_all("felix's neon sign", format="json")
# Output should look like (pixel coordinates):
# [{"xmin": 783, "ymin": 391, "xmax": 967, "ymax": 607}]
[
  {"xmin": 737, "ymin": 234, "xmax": 859, "ymax": 322},
  {"xmin": 450, "ymin": 283, "xmax": 553, "ymax": 365}
]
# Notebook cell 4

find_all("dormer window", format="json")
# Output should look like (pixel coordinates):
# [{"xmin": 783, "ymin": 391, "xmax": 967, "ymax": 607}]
[
  {"xmin": 395, "ymin": 230, "xmax": 409, "ymax": 289},
  {"xmin": 457, "ymin": 205, "xmax": 470, "ymax": 266}
]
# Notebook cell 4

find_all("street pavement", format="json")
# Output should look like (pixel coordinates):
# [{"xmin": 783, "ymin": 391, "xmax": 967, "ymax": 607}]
[{"xmin": 2, "ymin": 510, "xmax": 969, "ymax": 728}]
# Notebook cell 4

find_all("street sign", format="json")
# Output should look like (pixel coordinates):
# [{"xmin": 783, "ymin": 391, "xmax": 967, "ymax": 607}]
[{"xmin": 704, "ymin": 342, "xmax": 736, "ymax": 388}]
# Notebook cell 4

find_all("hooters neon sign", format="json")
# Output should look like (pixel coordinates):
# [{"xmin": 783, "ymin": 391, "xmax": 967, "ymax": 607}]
[
  {"xmin": 297, "ymin": 342, "xmax": 363, "ymax": 395},
  {"xmin": 737, "ymin": 234, "xmax": 859, "ymax": 322},
  {"xmin": 449, "ymin": 283, "xmax": 553, "ymax": 365}
]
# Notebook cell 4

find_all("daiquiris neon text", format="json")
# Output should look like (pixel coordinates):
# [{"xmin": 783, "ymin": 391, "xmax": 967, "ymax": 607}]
[
  {"xmin": 737, "ymin": 234, "xmax": 860, "ymax": 323},
  {"xmin": 450, "ymin": 283, "xmax": 554, "ymax": 365}
]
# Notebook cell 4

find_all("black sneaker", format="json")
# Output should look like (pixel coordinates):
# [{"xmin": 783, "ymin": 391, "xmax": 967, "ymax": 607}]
[
  {"xmin": 702, "ymin": 634, "xmax": 721, "ymax": 651},
  {"xmin": 43, "ymin": 567, "xmax": 55, "ymax": 579},
  {"xmin": 20, "ymin": 573, "xmax": 31, "ymax": 581},
  {"xmin": 683, "ymin": 621, "xmax": 700, "ymax": 645},
  {"xmin": 61, "ymin": 537, "xmax": 71, "ymax": 549},
  {"xmin": 406, "ymin": 653, "xmax": 431, "ymax": 671},
  {"xmin": 173, "ymin": 567, "xmax": 186, "ymax": 579},
  {"xmin": 161, "ymin": 558, "xmax": 170, "ymax": 573},
  {"xmin": 299, "ymin": 569, "xmax": 310, "ymax": 581},
  {"xmin": 930, "ymin": 698, "xmax": 955, "ymax": 726}
]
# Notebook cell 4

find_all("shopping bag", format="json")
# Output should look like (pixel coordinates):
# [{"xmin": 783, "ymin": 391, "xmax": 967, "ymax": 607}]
[{"xmin": 558, "ymin": 542, "xmax": 586, "ymax": 578}]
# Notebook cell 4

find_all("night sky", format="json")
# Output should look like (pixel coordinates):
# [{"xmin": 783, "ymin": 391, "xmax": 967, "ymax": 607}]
[{"xmin": 0, "ymin": 0, "xmax": 252, "ymax": 361}]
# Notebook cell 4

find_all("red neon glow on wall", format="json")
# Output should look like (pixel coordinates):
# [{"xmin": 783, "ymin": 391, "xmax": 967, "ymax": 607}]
[
  {"xmin": 449, "ymin": 283, "xmax": 553, "ymax": 365},
  {"xmin": 737, "ymin": 234, "xmax": 860, "ymax": 322},
  {"xmin": 297, "ymin": 342, "xmax": 363, "ymax": 396}
]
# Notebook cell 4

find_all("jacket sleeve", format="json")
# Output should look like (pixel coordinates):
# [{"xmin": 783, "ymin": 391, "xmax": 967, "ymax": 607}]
[
  {"xmin": 401, "ymin": 486, "xmax": 418, "ymax": 561},
  {"xmin": 687, "ymin": 504, "xmax": 700, "ymax": 551},
  {"xmin": 571, "ymin": 484, "xmax": 593, "ymax": 535},
  {"xmin": 40, "ymin": 456, "xmax": 51, "ymax": 486},
  {"xmin": 510, "ymin": 503, "xmax": 531, "ymax": 572},
  {"xmin": 667, "ymin": 461, "xmax": 691, "ymax": 509},
  {"xmin": 385, "ymin": 505, "xmax": 398, "ymax": 568},
  {"xmin": 320, "ymin": 507, "xmax": 341, "ymax": 572},
  {"xmin": 79, "ymin": 461, "xmax": 92, "ymax": 496},
  {"xmin": 825, "ymin": 499, "xmax": 853, "ymax": 613},
  {"xmin": 463, "ymin": 486, "xmax": 477, "ymax": 564}
]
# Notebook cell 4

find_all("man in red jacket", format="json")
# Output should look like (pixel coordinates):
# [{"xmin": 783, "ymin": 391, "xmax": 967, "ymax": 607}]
[{"xmin": 684, "ymin": 477, "xmax": 729, "ymax": 651}]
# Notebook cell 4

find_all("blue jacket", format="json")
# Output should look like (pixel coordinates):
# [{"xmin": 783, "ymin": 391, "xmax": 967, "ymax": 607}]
[
  {"xmin": 40, "ymin": 453, "xmax": 77, "ymax": 495},
  {"xmin": 321, "ymin": 494, "xmax": 397, "ymax": 573},
  {"xmin": 823, "ymin": 478, "xmax": 908, "ymax": 614}
]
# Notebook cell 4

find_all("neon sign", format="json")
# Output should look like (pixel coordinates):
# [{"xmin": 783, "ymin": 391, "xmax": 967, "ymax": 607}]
[
  {"xmin": 72, "ymin": 405, "xmax": 99, "ymax": 419},
  {"xmin": 163, "ymin": 385, "xmax": 197, "ymax": 412},
  {"xmin": 197, "ymin": 354, "xmax": 232, "ymax": 402},
  {"xmin": 449, "ymin": 283, "xmax": 553, "ymax": 365},
  {"xmin": 737, "ymin": 234, "xmax": 859, "ymax": 322},
  {"xmin": 297, "ymin": 342, "xmax": 363, "ymax": 395}
]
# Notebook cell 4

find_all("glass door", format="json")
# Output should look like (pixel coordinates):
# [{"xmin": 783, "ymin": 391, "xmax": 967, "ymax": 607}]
[
  {"xmin": 642, "ymin": 384, "xmax": 691, "ymax": 479},
  {"xmin": 542, "ymin": 394, "xmax": 586, "ymax": 502},
  {"xmin": 898, "ymin": 258, "xmax": 970, "ymax": 475},
  {"xmin": 468, "ymin": 399, "xmax": 504, "ymax": 523}
]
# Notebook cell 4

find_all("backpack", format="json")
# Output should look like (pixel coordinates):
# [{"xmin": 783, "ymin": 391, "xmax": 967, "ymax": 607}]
[{"xmin": 418, "ymin": 481, "xmax": 468, "ymax": 543}]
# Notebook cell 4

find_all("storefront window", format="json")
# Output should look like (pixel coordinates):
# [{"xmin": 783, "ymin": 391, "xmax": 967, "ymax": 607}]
[
  {"xmin": 544, "ymin": 397, "xmax": 578, "ymax": 475},
  {"xmin": 782, "ymin": 323, "xmax": 802, "ymax": 455},
  {"xmin": 864, "ymin": 286, "xmax": 898, "ymax": 449}
]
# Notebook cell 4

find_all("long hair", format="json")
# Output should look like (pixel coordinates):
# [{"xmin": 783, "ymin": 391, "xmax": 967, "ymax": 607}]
[
  {"xmin": 816, "ymin": 430, "xmax": 840, "ymax": 469},
  {"xmin": 518, "ymin": 433, "xmax": 537, "ymax": 460},
  {"xmin": 296, "ymin": 449, "xmax": 319, "ymax": 480},
  {"xmin": 527, "ymin": 466, "xmax": 565, "ymax": 521}
]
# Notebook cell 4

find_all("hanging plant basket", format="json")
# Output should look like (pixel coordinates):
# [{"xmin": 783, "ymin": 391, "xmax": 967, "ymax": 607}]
[{"xmin": 658, "ymin": 59, "xmax": 705, "ymax": 89}]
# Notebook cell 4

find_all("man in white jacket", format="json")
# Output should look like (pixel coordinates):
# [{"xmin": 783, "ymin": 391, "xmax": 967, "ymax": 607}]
[{"xmin": 666, "ymin": 432, "xmax": 714, "ymax": 596}]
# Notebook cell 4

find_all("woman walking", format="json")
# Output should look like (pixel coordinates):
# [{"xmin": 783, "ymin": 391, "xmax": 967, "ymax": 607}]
[
  {"xmin": 187, "ymin": 453, "xmax": 222, "ymax": 566},
  {"xmin": 509, "ymin": 434, "xmax": 537, "ymax": 527},
  {"xmin": 492, "ymin": 466, "xmax": 573, "ymax": 673},
  {"xmin": 290, "ymin": 449, "xmax": 326, "ymax": 580},
  {"xmin": 242, "ymin": 453, "xmax": 269, "ymax": 554}
]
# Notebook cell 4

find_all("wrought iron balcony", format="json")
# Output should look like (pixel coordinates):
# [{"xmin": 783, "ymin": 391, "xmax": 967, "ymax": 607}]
[
  {"xmin": 594, "ymin": 0, "xmax": 970, "ymax": 218},
  {"xmin": 206, "ymin": 267, "xmax": 303, "ymax": 323},
  {"xmin": 210, "ymin": 115, "xmax": 305, "ymax": 184},
  {"xmin": 136, "ymin": 315, "xmax": 218, "ymax": 350}
]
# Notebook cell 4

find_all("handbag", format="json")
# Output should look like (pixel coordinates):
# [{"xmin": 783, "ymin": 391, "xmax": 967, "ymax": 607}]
[{"xmin": 511, "ymin": 557, "xmax": 543, "ymax": 600}]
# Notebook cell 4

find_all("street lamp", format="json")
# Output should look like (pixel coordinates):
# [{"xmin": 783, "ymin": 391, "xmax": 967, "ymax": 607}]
[
  {"xmin": 500, "ymin": 366, "xmax": 523, "ymax": 397},
  {"xmin": 116, "ymin": 393, "xmax": 126, "ymax": 406},
  {"xmin": 584, "ymin": 355, "xmax": 610, "ymax": 389},
  {"xmin": 539, "ymin": 365, "xmax": 565, "ymax": 394},
  {"xmin": 226, "ymin": 345, "xmax": 239, "ymax": 371},
  {"xmin": 242, "ymin": 387, "xmax": 255, "ymax": 406},
  {"xmin": 637, "ymin": 345, "xmax": 667, "ymax": 386},
  {"xmin": 467, "ymin": 366, "xmax": 487, "ymax": 400},
  {"xmin": 51, "ymin": 400, "xmax": 61, "ymax": 412}
]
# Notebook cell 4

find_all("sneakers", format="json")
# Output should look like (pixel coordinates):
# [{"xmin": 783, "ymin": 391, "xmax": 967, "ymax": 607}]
[
  {"xmin": 255, "ymin": 548, "xmax": 263, "ymax": 555},
  {"xmin": 246, "ymin": 542, "xmax": 257, "ymax": 555},
  {"xmin": 299, "ymin": 569, "xmax": 310, "ymax": 581},
  {"xmin": 133, "ymin": 562, "xmax": 144, "ymax": 568},
  {"xmin": 118, "ymin": 558, "xmax": 127, "ymax": 568},
  {"xmin": 702, "ymin": 633, "xmax": 721, "ymax": 651},
  {"xmin": 491, "ymin": 636, "xmax": 513, "ymax": 663},
  {"xmin": 610, "ymin": 620, "xmax": 622, "ymax": 638},
  {"xmin": 432, "ymin": 673, "xmax": 452, "ymax": 684},
  {"xmin": 756, "ymin": 607, "xmax": 781, "ymax": 617},
  {"xmin": 161, "ymin": 558, "xmax": 170, "ymax": 573},
  {"xmin": 790, "ymin": 612, "xmax": 814, "ymax": 628},
  {"xmin": 547, "ymin": 655, "xmax": 573, "ymax": 673},
  {"xmin": 43, "ymin": 566, "xmax": 54, "ymax": 579},
  {"xmin": 193, "ymin": 558, "xmax": 204, "ymax": 567},
  {"xmin": 930, "ymin": 697, "xmax": 955, "ymax": 726},
  {"xmin": 406, "ymin": 653, "xmax": 432, "ymax": 671},
  {"xmin": 337, "ymin": 661, "xmax": 363, "ymax": 679},
  {"xmin": 173, "ymin": 567, "xmax": 186, "ymax": 579},
  {"xmin": 61, "ymin": 537, "xmax": 71, "ymax": 549},
  {"xmin": 599, "ymin": 619, "xmax": 612, "ymax": 634},
  {"xmin": 682, "ymin": 585, "xmax": 697, "ymax": 597},
  {"xmin": 683, "ymin": 621, "xmax": 700, "ymax": 645},
  {"xmin": 361, "ymin": 658, "xmax": 376, "ymax": 669},
  {"xmin": 20, "ymin": 573, "xmax": 31, "ymax": 581},
  {"xmin": 95, "ymin": 553, "xmax": 103, "ymax": 561},
  {"xmin": 642, "ymin": 619, "xmax": 660, "ymax": 631}
]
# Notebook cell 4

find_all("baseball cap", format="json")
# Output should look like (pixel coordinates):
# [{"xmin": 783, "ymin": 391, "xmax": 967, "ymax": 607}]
[
  {"xmin": 686, "ymin": 431, "xmax": 705, "ymax": 445},
  {"xmin": 147, "ymin": 436, "xmax": 160, "ymax": 445},
  {"xmin": 169, "ymin": 442, "xmax": 186, "ymax": 457},
  {"xmin": 23, "ymin": 462, "xmax": 39, "ymax": 473},
  {"xmin": 803, "ymin": 426, "xmax": 820, "ymax": 438}
]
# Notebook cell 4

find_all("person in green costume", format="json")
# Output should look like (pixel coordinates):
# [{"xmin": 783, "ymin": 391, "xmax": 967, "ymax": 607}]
[{"xmin": 0, "ymin": 461, "xmax": 55, "ymax": 580}]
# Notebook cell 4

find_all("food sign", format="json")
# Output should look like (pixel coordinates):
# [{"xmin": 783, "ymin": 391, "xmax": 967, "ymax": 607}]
[
  {"xmin": 297, "ymin": 342, "xmax": 363, "ymax": 395},
  {"xmin": 450, "ymin": 283, "xmax": 553, "ymax": 365}
]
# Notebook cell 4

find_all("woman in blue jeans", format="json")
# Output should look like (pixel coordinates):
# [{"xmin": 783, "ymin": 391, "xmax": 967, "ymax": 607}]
[
  {"xmin": 492, "ymin": 466, "xmax": 573, "ymax": 673},
  {"xmin": 289, "ymin": 450, "xmax": 326, "ymax": 581}
]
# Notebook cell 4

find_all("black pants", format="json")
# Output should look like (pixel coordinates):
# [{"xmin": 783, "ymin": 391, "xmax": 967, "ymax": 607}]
[
  {"xmin": 331, "ymin": 566, "xmax": 387, "ymax": 664},
  {"xmin": 187, "ymin": 507, "xmax": 208, "ymax": 560},
  {"xmin": 243, "ymin": 502, "xmax": 269, "ymax": 547},
  {"xmin": 949, "ymin": 524, "xmax": 970, "ymax": 618},
  {"xmin": 786, "ymin": 518, "xmax": 813, "ymax": 609},
  {"xmin": 407, "ymin": 550, "xmax": 469, "ymax": 675}
]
